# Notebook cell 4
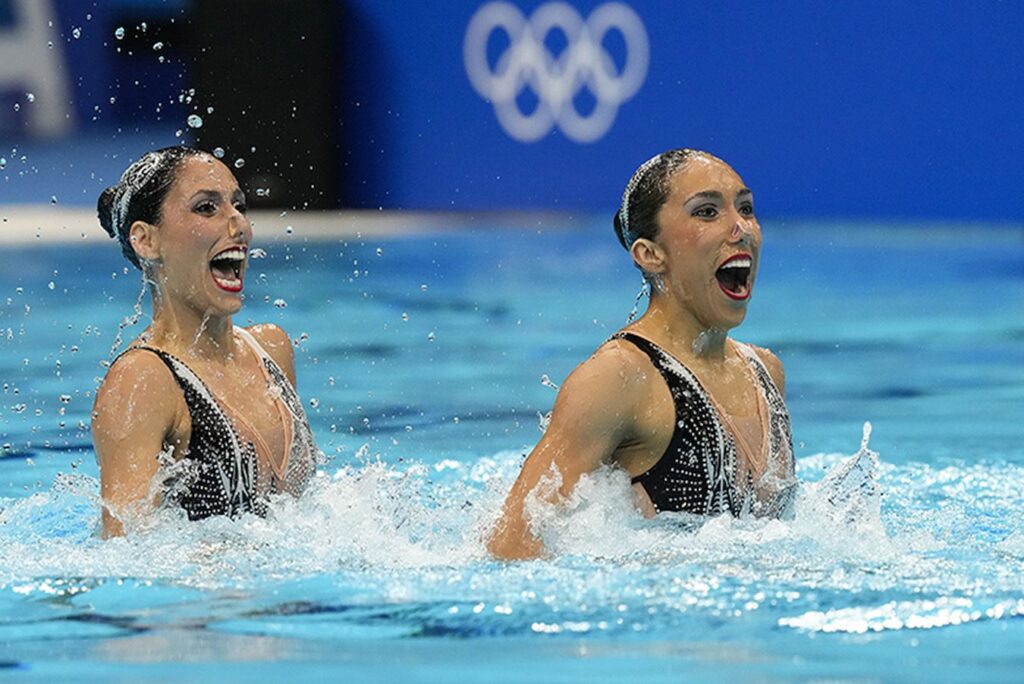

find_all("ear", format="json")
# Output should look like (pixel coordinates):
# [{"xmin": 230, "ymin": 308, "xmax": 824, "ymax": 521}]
[
  {"xmin": 128, "ymin": 221, "xmax": 161, "ymax": 264},
  {"xmin": 629, "ymin": 238, "xmax": 665, "ymax": 275}
]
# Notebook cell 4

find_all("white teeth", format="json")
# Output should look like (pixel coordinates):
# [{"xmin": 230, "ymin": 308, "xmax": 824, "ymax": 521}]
[
  {"xmin": 212, "ymin": 248, "xmax": 247, "ymax": 263},
  {"xmin": 212, "ymin": 275, "xmax": 241, "ymax": 288},
  {"xmin": 720, "ymin": 257, "xmax": 751, "ymax": 269}
]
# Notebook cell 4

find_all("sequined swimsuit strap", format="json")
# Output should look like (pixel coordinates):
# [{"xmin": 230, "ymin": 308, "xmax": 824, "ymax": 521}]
[
  {"xmin": 114, "ymin": 345, "xmax": 258, "ymax": 519},
  {"xmin": 233, "ymin": 327, "xmax": 295, "ymax": 480},
  {"xmin": 732, "ymin": 342, "xmax": 796, "ymax": 479},
  {"xmin": 609, "ymin": 332, "xmax": 738, "ymax": 515}
]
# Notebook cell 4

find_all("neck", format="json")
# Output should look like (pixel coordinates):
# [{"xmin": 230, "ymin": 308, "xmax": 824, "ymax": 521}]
[
  {"xmin": 634, "ymin": 294, "xmax": 730, "ymax": 361},
  {"xmin": 146, "ymin": 288, "xmax": 235, "ymax": 361}
]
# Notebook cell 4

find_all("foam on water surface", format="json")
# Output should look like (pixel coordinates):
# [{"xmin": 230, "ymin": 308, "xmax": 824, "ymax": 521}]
[
  {"xmin": 2, "ymin": 426, "xmax": 1022, "ymax": 647},
  {"xmin": 1, "ymin": 226, "xmax": 1021, "ymax": 678}
]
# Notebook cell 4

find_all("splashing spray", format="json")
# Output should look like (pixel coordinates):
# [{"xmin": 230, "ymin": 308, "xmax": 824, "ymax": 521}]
[{"xmin": 625, "ymin": 275, "xmax": 651, "ymax": 324}]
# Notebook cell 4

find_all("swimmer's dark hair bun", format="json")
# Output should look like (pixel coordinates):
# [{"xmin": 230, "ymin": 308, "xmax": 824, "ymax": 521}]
[
  {"xmin": 97, "ymin": 186, "xmax": 119, "ymax": 239},
  {"xmin": 612, "ymin": 209, "xmax": 629, "ymax": 250}
]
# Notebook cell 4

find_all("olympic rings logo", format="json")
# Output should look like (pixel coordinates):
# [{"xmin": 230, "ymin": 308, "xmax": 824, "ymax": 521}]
[{"xmin": 464, "ymin": 2, "xmax": 649, "ymax": 143}]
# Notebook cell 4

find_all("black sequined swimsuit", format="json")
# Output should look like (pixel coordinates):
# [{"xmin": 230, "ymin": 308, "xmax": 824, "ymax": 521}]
[
  {"xmin": 613, "ymin": 332, "xmax": 796, "ymax": 517},
  {"xmin": 122, "ymin": 327, "xmax": 318, "ymax": 520}
]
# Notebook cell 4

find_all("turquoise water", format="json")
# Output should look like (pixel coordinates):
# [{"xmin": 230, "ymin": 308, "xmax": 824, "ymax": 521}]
[{"xmin": 1, "ymin": 219, "xmax": 1023, "ymax": 681}]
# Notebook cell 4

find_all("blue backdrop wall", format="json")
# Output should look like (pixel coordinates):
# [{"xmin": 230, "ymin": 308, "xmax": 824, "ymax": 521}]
[
  {"xmin": 1, "ymin": 0, "xmax": 1021, "ymax": 221},
  {"xmin": 337, "ymin": 0, "xmax": 1023, "ymax": 220}
]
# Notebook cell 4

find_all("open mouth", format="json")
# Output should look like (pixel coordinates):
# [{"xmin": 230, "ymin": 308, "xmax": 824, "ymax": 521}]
[
  {"xmin": 715, "ymin": 254, "xmax": 752, "ymax": 301},
  {"xmin": 209, "ymin": 246, "xmax": 246, "ymax": 293}
]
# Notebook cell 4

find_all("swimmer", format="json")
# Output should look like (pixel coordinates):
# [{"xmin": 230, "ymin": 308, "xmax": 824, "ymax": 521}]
[
  {"xmin": 488, "ymin": 149, "xmax": 797, "ymax": 560},
  {"xmin": 92, "ymin": 146, "xmax": 319, "ymax": 537}
]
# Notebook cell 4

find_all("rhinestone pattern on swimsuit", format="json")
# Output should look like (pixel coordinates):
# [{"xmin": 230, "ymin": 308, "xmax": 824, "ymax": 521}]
[
  {"xmin": 613, "ymin": 332, "xmax": 796, "ymax": 517},
  {"xmin": 119, "ymin": 327, "xmax": 319, "ymax": 520}
]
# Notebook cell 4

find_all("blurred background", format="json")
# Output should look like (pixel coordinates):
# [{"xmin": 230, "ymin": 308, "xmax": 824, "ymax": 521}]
[{"xmin": 0, "ymin": 0, "xmax": 1021, "ymax": 221}]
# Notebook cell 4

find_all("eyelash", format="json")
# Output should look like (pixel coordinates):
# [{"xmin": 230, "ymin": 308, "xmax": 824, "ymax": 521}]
[
  {"xmin": 691, "ymin": 204, "xmax": 755, "ymax": 219},
  {"xmin": 193, "ymin": 199, "xmax": 247, "ymax": 215}
]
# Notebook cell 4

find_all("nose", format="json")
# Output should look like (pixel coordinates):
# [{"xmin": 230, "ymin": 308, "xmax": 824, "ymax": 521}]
[
  {"xmin": 227, "ymin": 211, "xmax": 251, "ymax": 242},
  {"xmin": 730, "ymin": 218, "xmax": 754, "ymax": 245}
]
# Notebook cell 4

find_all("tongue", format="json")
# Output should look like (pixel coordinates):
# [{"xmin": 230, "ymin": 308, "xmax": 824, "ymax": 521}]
[
  {"xmin": 716, "ymin": 267, "xmax": 747, "ymax": 293},
  {"xmin": 210, "ymin": 260, "xmax": 236, "ymax": 280}
]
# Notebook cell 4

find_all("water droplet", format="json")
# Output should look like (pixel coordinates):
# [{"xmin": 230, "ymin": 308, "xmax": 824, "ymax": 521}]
[
  {"xmin": 50, "ymin": 196, "xmax": 57, "ymax": 205},
  {"xmin": 285, "ymin": 225, "xmax": 293, "ymax": 235},
  {"xmin": 375, "ymin": 247, "xmax": 383, "ymax": 256},
  {"xmin": 273, "ymin": 298, "xmax": 287, "ymax": 308},
  {"xmin": 309, "ymin": 398, "xmax": 320, "ymax": 409},
  {"xmin": 427, "ymin": 331, "xmax": 436, "ymax": 342},
  {"xmin": 420, "ymin": 284, "xmax": 428, "ymax": 292},
  {"xmin": 59, "ymin": 394, "xmax": 71, "ymax": 404},
  {"xmin": 234, "ymin": 158, "xmax": 245, "ymax": 169},
  {"xmin": 114, "ymin": 26, "xmax": 125, "ymax": 40},
  {"xmin": 152, "ymin": 41, "xmax": 164, "ymax": 51},
  {"xmin": 0, "ymin": 158, "xmax": 6, "ymax": 170},
  {"xmin": 212, "ymin": 147, "xmax": 225, "ymax": 159},
  {"xmin": 13, "ymin": 103, "xmax": 19, "ymax": 112},
  {"xmin": 206, "ymin": 106, "xmax": 214, "ymax": 114},
  {"xmin": 401, "ymin": 312, "xmax": 409, "ymax": 321},
  {"xmin": 47, "ymin": 281, "xmax": 55, "ymax": 290},
  {"xmin": 25, "ymin": 93, "xmax": 35, "ymax": 103},
  {"xmin": 140, "ymin": 22, "xmax": 148, "ymax": 32},
  {"xmin": 186, "ymin": 114, "xmax": 203, "ymax": 128},
  {"xmin": 109, "ymin": 96, "xmax": 117, "ymax": 104},
  {"xmin": 248, "ymin": 247, "xmax": 267, "ymax": 259},
  {"xmin": 72, "ymin": 27, "xmax": 82, "ymax": 39}
]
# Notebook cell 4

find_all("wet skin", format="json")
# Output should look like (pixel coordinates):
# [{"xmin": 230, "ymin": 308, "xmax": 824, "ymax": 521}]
[
  {"xmin": 488, "ymin": 155, "xmax": 787, "ymax": 560},
  {"xmin": 92, "ymin": 155, "xmax": 299, "ymax": 537}
]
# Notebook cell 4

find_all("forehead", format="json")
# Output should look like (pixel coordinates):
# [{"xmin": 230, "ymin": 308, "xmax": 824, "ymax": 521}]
[
  {"xmin": 169, "ymin": 155, "xmax": 239, "ymax": 194},
  {"xmin": 666, "ymin": 156, "xmax": 746, "ymax": 199}
]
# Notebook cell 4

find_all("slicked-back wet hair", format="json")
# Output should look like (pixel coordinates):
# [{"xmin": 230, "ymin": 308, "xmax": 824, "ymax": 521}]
[
  {"xmin": 97, "ymin": 146, "xmax": 206, "ymax": 269},
  {"xmin": 612, "ymin": 149, "xmax": 724, "ymax": 264}
]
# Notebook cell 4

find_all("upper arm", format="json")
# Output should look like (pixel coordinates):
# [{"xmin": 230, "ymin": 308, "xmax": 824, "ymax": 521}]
[
  {"xmin": 92, "ymin": 351, "xmax": 182, "ymax": 537},
  {"xmin": 247, "ymin": 324, "xmax": 296, "ymax": 386},
  {"xmin": 753, "ymin": 346, "xmax": 786, "ymax": 396},
  {"xmin": 487, "ymin": 343, "xmax": 648, "ymax": 559}
]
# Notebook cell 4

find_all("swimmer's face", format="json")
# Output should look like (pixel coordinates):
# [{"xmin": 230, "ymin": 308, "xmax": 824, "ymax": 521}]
[
  {"xmin": 647, "ymin": 156, "xmax": 760, "ymax": 331},
  {"xmin": 143, "ymin": 155, "xmax": 251, "ymax": 316}
]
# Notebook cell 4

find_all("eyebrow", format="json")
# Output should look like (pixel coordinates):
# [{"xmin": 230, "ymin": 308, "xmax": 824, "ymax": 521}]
[
  {"xmin": 188, "ymin": 188, "xmax": 245, "ymax": 202},
  {"xmin": 684, "ymin": 188, "xmax": 754, "ymax": 204},
  {"xmin": 684, "ymin": 190, "xmax": 724, "ymax": 204}
]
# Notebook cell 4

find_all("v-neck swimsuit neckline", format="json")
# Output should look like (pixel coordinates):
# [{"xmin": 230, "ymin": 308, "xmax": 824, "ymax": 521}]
[
  {"xmin": 611, "ymin": 332, "xmax": 797, "ymax": 518},
  {"xmin": 117, "ymin": 325, "xmax": 320, "ymax": 520}
]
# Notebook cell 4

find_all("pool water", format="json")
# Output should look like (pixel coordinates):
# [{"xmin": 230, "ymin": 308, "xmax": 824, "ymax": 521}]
[{"xmin": 1, "ymin": 218, "xmax": 1023, "ymax": 681}]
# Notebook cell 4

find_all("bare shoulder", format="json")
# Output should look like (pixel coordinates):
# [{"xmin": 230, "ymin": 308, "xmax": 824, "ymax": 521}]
[
  {"xmin": 555, "ymin": 337, "xmax": 657, "ymax": 412},
  {"xmin": 93, "ymin": 348, "xmax": 182, "ymax": 441},
  {"xmin": 96, "ymin": 348, "xmax": 178, "ymax": 410},
  {"xmin": 246, "ymin": 323, "xmax": 296, "ymax": 381},
  {"xmin": 749, "ymin": 344, "xmax": 786, "ymax": 393}
]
